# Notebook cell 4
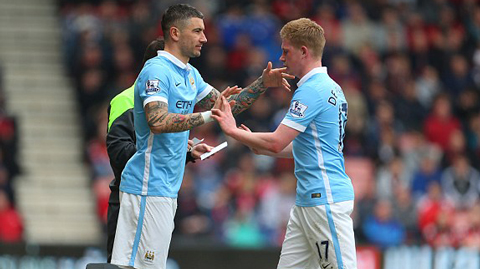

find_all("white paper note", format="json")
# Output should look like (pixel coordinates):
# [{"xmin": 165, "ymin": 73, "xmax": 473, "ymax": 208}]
[{"xmin": 200, "ymin": 141, "xmax": 228, "ymax": 160}]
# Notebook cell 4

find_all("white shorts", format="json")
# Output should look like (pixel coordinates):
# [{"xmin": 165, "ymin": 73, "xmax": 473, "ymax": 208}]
[
  {"xmin": 111, "ymin": 192, "xmax": 177, "ymax": 269},
  {"xmin": 278, "ymin": 200, "xmax": 357, "ymax": 269}
]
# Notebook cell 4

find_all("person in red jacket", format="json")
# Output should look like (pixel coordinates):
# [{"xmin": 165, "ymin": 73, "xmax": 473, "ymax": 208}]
[
  {"xmin": 0, "ymin": 189, "xmax": 22, "ymax": 243},
  {"xmin": 423, "ymin": 93, "xmax": 461, "ymax": 152}
]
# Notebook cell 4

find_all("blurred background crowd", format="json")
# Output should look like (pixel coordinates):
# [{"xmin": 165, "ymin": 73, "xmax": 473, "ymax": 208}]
[{"xmin": 2, "ymin": 0, "xmax": 480, "ymax": 253}]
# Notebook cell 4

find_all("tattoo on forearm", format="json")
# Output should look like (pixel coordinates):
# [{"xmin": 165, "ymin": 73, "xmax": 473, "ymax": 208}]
[
  {"xmin": 146, "ymin": 101, "xmax": 205, "ymax": 133},
  {"xmin": 196, "ymin": 76, "xmax": 267, "ymax": 115},
  {"xmin": 196, "ymin": 90, "xmax": 219, "ymax": 110},
  {"xmin": 229, "ymin": 76, "xmax": 267, "ymax": 115}
]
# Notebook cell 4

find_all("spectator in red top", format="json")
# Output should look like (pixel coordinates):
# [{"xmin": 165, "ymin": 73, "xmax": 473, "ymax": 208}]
[
  {"xmin": 424, "ymin": 93, "xmax": 461, "ymax": 152},
  {"xmin": 417, "ymin": 181, "xmax": 456, "ymax": 247},
  {"xmin": 0, "ymin": 190, "xmax": 23, "ymax": 243}
]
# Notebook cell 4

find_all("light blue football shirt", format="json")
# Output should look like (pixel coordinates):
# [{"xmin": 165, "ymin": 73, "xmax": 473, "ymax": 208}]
[
  {"xmin": 120, "ymin": 51, "xmax": 213, "ymax": 197},
  {"xmin": 281, "ymin": 67, "xmax": 354, "ymax": 207}
]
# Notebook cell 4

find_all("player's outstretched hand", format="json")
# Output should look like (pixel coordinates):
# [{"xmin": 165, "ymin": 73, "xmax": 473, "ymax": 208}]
[
  {"xmin": 211, "ymin": 96, "xmax": 237, "ymax": 136},
  {"xmin": 214, "ymin": 86, "xmax": 240, "ymax": 110},
  {"xmin": 190, "ymin": 143, "xmax": 213, "ymax": 159},
  {"xmin": 261, "ymin": 61, "xmax": 295, "ymax": 91}
]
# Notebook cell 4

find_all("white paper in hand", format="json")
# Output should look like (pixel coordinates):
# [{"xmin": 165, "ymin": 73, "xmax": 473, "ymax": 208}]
[
  {"xmin": 191, "ymin": 137, "xmax": 204, "ymax": 146},
  {"xmin": 200, "ymin": 141, "xmax": 228, "ymax": 160}
]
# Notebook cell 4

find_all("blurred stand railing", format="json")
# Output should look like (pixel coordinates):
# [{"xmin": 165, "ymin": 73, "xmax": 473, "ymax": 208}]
[{"xmin": 1, "ymin": 243, "xmax": 478, "ymax": 269}]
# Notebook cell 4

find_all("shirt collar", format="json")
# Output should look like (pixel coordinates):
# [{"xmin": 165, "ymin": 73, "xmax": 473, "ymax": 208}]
[
  {"xmin": 157, "ymin": 51, "xmax": 191, "ymax": 71},
  {"xmin": 297, "ymin": 67, "xmax": 327, "ymax": 87}
]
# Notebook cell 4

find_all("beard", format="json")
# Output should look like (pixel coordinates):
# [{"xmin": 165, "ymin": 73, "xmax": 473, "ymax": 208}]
[
  {"xmin": 180, "ymin": 42, "xmax": 202, "ymax": 59},
  {"xmin": 190, "ymin": 50, "xmax": 201, "ymax": 58}
]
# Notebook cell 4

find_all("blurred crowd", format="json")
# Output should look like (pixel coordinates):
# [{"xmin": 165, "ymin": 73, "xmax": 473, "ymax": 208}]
[
  {"xmin": 57, "ymin": 0, "xmax": 480, "ymax": 250},
  {"xmin": 0, "ymin": 67, "xmax": 23, "ymax": 243}
]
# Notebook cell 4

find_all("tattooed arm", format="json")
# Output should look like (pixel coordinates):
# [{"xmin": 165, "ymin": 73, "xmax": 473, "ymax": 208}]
[
  {"xmin": 146, "ymin": 86, "xmax": 242, "ymax": 134},
  {"xmin": 196, "ymin": 76, "xmax": 267, "ymax": 115},
  {"xmin": 145, "ymin": 101, "xmax": 206, "ymax": 133},
  {"xmin": 196, "ymin": 61, "xmax": 294, "ymax": 115}
]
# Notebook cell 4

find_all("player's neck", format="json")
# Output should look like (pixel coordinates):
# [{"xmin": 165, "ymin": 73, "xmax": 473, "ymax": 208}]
[
  {"xmin": 298, "ymin": 60, "xmax": 323, "ymax": 79},
  {"xmin": 164, "ymin": 46, "xmax": 190, "ymax": 65}
]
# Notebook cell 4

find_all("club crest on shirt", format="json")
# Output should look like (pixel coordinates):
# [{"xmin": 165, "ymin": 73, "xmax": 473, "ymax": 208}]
[
  {"xmin": 189, "ymin": 76, "xmax": 196, "ymax": 91},
  {"xmin": 144, "ymin": 250, "xmax": 155, "ymax": 263},
  {"xmin": 146, "ymin": 80, "xmax": 160, "ymax": 95},
  {"xmin": 289, "ymin": 100, "xmax": 307, "ymax": 118}
]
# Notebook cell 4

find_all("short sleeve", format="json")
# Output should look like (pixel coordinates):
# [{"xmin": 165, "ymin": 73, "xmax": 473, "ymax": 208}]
[
  {"xmin": 139, "ymin": 66, "xmax": 171, "ymax": 107},
  {"xmin": 281, "ymin": 86, "xmax": 324, "ymax": 132},
  {"xmin": 191, "ymin": 66, "xmax": 213, "ymax": 103}
]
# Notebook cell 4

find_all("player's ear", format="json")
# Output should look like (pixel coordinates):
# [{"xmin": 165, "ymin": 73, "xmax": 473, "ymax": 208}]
[
  {"xmin": 301, "ymin": 46, "xmax": 308, "ymax": 58},
  {"xmin": 170, "ymin": 26, "xmax": 180, "ymax": 42}
]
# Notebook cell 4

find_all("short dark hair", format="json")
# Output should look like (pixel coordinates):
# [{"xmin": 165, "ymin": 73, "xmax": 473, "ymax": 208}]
[
  {"xmin": 161, "ymin": 4, "xmax": 204, "ymax": 41},
  {"xmin": 142, "ymin": 38, "xmax": 165, "ymax": 64}
]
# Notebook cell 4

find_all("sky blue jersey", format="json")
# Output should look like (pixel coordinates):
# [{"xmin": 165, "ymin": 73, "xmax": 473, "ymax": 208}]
[
  {"xmin": 281, "ymin": 67, "xmax": 354, "ymax": 207},
  {"xmin": 120, "ymin": 51, "xmax": 213, "ymax": 197}
]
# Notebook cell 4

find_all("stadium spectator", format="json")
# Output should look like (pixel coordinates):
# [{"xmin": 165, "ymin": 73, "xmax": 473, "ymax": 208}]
[
  {"xmin": 384, "ymin": 53, "xmax": 412, "ymax": 98},
  {"xmin": 341, "ymin": 2, "xmax": 376, "ymax": 56},
  {"xmin": 393, "ymin": 79, "xmax": 426, "ymax": 131},
  {"xmin": 329, "ymin": 53, "xmax": 361, "ymax": 90},
  {"xmin": 374, "ymin": 7, "xmax": 406, "ymax": 54},
  {"xmin": 311, "ymin": 3, "xmax": 343, "ymax": 66},
  {"xmin": 456, "ymin": 89, "xmax": 480, "ymax": 127},
  {"xmin": 0, "ymin": 190, "xmax": 22, "ymax": 243},
  {"xmin": 415, "ymin": 66, "xmax": 442, "ymax": 109},
  {"xmin": 342, "ymin": 81, "xmax": 369, "ymax": 156},
  {"xmin": 424, "ymin": 93, "xmax": 461, "ymax": 152},
  {"xmin": 362, "ymin": 199, "xmax": 405, "ymax": 249},
  {"xmin": 442, "ymin": 129, "xmax": 479, "ymax": 167},
  {"xmin": 466, "ymin": 112, "xmax": 480, "ymax": 169},
  {"xmin": 175, "ymin": 168, "xmax": 211, "ymax": 236},
  {"xmin": 401, "ymin": 131, "xmax": 442, "ymax": 180},
  {"xmin": 422, "ymin": 207, "xmax": 458, "ymax": 247},
  {"xmin": 216, "ymin": 4, "xmax": 246, "ymax": 51},
  {"xmin": 443, "ymin": 54, "xmax": 475, "ymax": 98},
  {"xmin": 257, "ymin": 171, "xmax": 296, "ymax": 246},
  {"xmin": 461, "ymin": 202, "xmax": 480, "ymax": 249},
  {"xmin": 441, "ymin": 154, "xmax": 480, "ymax": 210},
  {"xmin": 376, "ymin": 156, "xmax": 410, "ymax": 200},
  {"xmin": 243, "ymin": 2, "xmax": 282, "ymax": 64},
  {"xmin": 0, "ymin": 116, "xmax": 19, "ymax": 205},
  {"xmin": 411, "ymin": 151, "xmax": 443, "ymax": 201},
  {"xmin": 224, "ymin": 206, "xmax": 265, "ymax": 248},
  {"xmin": 392, "ymin": 187, "xmax": 419, "ymax": 243},
  {"xmin": 406, "ymin": 11, "xmax": 431, "ymax": 73}
]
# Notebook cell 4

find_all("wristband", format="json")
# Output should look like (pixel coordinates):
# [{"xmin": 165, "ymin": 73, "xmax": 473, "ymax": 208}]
[{"xmin": 201, "ymin": 111, "xmax": 213, "ymax": 123}]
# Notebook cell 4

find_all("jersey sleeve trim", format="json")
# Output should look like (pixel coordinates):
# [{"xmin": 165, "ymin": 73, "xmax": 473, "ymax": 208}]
[
  {"xmin": 143, "ymin": 96, "xmax": 168, "ymax": 107},
  {"xmin": 281, "ymin": 119, "xmax": 306, "ymax": 132},
  {"xmin": 196, "ymin": 84, "xmax": 213, "ymax": 103}
]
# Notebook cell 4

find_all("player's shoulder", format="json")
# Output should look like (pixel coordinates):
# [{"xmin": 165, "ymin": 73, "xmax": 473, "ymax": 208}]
[
  {"xmin": 143, "ymin": 57, "xmax": 168, "ymax": 71},
  {"xmin": 304, "ymin": 74, "xmax": 338, "ymax": 95},
  {"xmin": 139, "ymin": 57, "xmax": 172, "ymax": 81}
]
